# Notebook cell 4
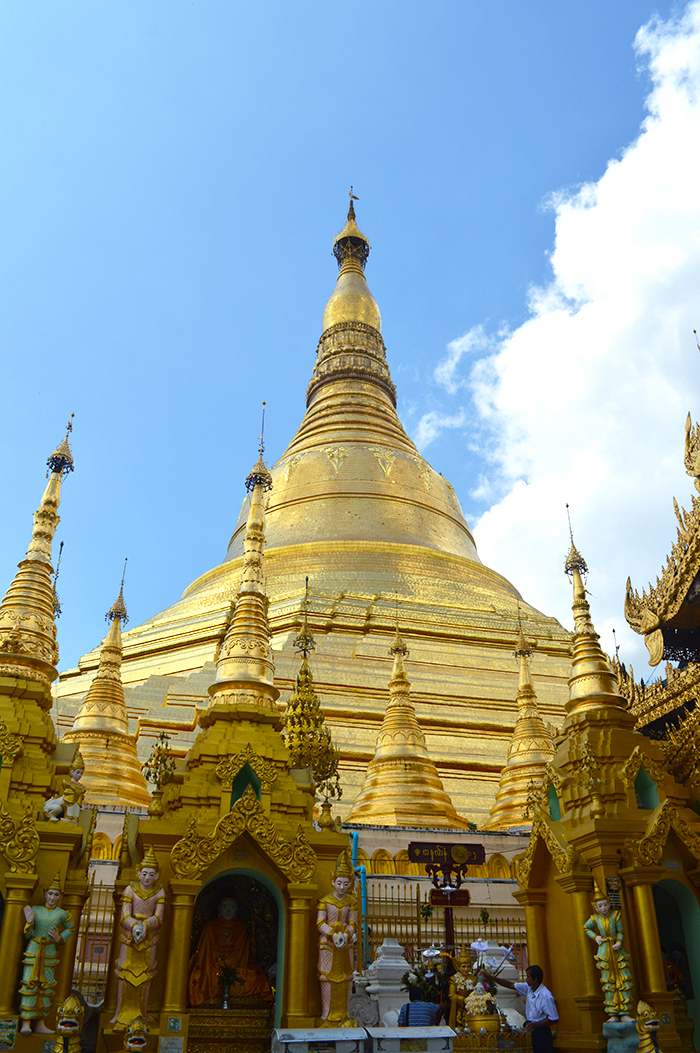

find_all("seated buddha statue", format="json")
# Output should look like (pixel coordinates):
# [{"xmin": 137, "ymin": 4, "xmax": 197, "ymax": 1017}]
[{"xmin": 188, "ymin": 898, "xmax": 273, "ymax": 1006}]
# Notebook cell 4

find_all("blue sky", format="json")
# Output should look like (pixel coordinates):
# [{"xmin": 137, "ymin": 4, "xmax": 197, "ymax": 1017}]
[{"xmin": 3, "ymin": 0, "xmax": 698, "ymax": 677}]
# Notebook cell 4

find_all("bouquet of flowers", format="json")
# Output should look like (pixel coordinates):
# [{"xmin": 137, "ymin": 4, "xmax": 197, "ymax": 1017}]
[{"xmin": 401, "ymin": 948, "xmax": 451, "ymax": 1005}]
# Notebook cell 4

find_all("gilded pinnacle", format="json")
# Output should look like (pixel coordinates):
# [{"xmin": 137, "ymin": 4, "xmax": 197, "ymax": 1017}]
[
  {"xmin": 46, "ymin": 414, "xmax": 75, "ymax": 478},
  {"xmin": 245, "ymin": 452, "xmax": 273, "ymax": 493},
  {"xmin": 294, "ymin": 578, "xmax": 315, "ymax": 657},
  {"xmin": 107, "ymin": 584, "xmax": 128, "ymax": 624}
]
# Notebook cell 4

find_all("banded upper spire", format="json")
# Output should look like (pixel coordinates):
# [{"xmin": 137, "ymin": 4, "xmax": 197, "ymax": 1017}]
[
  {"xmin": 0, "ymin": 419, "xmax": 74, "ymax": 687},
  {"xmin": 322, "ymin": 191, "xmax": 381, "ymax": 334}
]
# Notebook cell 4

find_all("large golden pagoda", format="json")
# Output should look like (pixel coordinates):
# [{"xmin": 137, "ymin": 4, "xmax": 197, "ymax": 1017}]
[{"xmin": 56, "ymin": 200, "xmax": 573, "ymax": 825}]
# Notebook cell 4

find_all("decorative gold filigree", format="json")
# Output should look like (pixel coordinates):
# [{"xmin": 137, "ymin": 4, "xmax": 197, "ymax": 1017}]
[
  {"xmin": 170, "ymin": 785, "xmax": 316, "ymax": 881},
  {"xmin": 619, "ymin": 745, "xmax": 667, "ymax": 790},
  {"xmin": 0, "ymin": 718, "xmax": 22, "ymax": 764},
  {"xmin": 215, "ymin": 744, "xmax": 279, "ymax": 792},
  {"xmin": 0, "ymin": 804, "xmax": 39, "ymax": 873},
  {"xmin": 514, "ymin": 813, "xmax": 578, "ymax": 885},
  {"xmin": 624, "ymin": 800, "xmax": 700, "ymax": 866}
]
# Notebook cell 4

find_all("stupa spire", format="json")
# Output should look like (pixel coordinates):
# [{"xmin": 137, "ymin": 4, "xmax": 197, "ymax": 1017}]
[
  {"xmin": 63, "ymin": 574, "xmax": 150, "ymax": 806},
  {"xmin": 347, "ymin": 619, "xmax": 471, "ymax": 827},
  {"xmin": 208, "ymin": 425, "xmax": 279, "ymax": 712},
  {"xmin": 484, "ymin": 621, "xmax": 555, "ymax": 830},
  {"xmin": 564, "ymin": 514, "xmax": 626, "ymax": 717},
  {"xmin": 0, "ymin": 417, "xmax": 74, "ymax": 687}
]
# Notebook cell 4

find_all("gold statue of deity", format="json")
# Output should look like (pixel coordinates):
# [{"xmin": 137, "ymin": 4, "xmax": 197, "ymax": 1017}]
[
  {"xmin": 449, "ymin": 948, "xmax": 476, "ymax": 1030},
  {"xmin": 317, "ymin": 850, "xmax": 357, "ymax": 1027},
  {"xmin": 584, "ymin": 885, "xmax": 633, "ymax": 1021},
  {"xmin": 43, "ymin": 751, "xmax": 86, "ymax": 822}
]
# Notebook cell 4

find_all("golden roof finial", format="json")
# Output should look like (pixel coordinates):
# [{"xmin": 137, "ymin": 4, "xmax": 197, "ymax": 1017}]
[
  {"xmin": 107, "ymin": 559, "xmax": 129, "ymax": 624},
  {"xmin": 294, "ymin": 576, "xmax": 316, "ymax": 657},
  {"xmin": 514, "ymin": 604, "xmax": 532, "ymax": 660},
  {"xmin": 564, "ymin": 504, "xmax": 588, "ymax": 580},
  {"xmin": 245, "ymin": 402, "xmax": 273, "ymax": 492},
  {"xmin": 389, "ymin": 595, "xmax": 409, "ymax": 658},
  {"xmin": 46, "ymin": 413, "xmax": 75, "ymax": 479},
  {"xmin": 333, "ymin": 189, "xmax": 370, "ymax": 270}
]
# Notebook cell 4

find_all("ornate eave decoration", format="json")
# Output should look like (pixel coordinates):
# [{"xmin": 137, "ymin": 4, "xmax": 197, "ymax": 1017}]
[
  {"xmin": 170, "ymin": 784, "xmax": 316, "ymax": 881},
  {"xmin": 619, "ymin": 745, "xmax": 667, "ymax": 790},
  {"xmin": 625, "ymin": 418, "xmax": 700, "ymax": 665},
  {"xmin": 623, "ymin": 799, "xmax": 700, "ymax": 867},
  {"xmin": 0, "ymin": 804, "xmax": 39, "ymax": 874},
  {"xmin": 514, "ymin": 812, "xmax": 579, "ymax": 885},
  {"xmin": 214, "ymin": 744, "xmax": 279, "ymax": 792}
]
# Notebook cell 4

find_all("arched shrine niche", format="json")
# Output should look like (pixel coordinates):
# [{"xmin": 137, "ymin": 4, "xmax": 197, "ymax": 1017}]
[{"xmin": 188, "ymin": 872, "xmax": 278, "ymax": 1010}]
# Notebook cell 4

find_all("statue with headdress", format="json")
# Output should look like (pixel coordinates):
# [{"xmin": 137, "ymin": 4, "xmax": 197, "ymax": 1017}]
[
  {"xmin": 317, "ymin": 849, "xmax": 358, "ymax": 1027},
  {"xmin": 111, "ymin": 846, "xmax": 165, "ymax": 1029},
  {"xmin": 19, "ymin": 872, "xmax": 74, "ymax": 1034},
  {"xmin": 584, "ymin": 883, "xmax": 633, "ymax": 1021},
  {"xmin": 43, "ymin": 750, "xmax": 86, "ymax": 822},
  {"xmin": 449, "ymin": 947, "xmax": 476, "ymax": 1030}
]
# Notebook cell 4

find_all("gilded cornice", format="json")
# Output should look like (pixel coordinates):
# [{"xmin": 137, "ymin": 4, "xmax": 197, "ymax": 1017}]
[
  {"xmin": 170, "ymin": 784, "xmax": 316, "ymax": 881},
  {"xmin": 0, "ymin": 803, "xmax": 40, "ymax": 874},
  {"xmin": 307, "ymin": 322, "xmax": 396, "ymax": 408},
  {"xmin": 215, "ymin": 744, "xmax": 279, "ymax": 792},
  {"xmin": 619, "ymin": 745, "xmax": 667, "ymax": 790},
  {"xmin": 623, "ymin": 799, "xmax": 700, "ymax": 867}
]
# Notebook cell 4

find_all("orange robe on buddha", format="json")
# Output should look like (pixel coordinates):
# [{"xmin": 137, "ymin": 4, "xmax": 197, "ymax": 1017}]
[{"xmin": 188, "ymin": 918, "xmax": 273, "ymax": 1006}]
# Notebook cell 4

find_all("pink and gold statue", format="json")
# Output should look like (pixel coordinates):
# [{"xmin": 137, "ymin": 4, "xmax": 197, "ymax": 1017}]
[
  {"xmin": 317, "ymin": 850, "xmax": 357, "ymax": 1027},
  {"xmin": 111, "ymin": 846, "xmax": 165, "ymax": 1029}
]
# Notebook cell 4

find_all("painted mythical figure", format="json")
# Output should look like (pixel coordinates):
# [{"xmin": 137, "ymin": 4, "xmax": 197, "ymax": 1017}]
[
  {"xmin": 636, "ymin": 1000, "xmax": 661, "ymax": 1053},
  {"xmin": 317, "ymin": 850, "xmax": 357, "ymax": 1027},
  {"xmin": 449, "ymin": 948, "xmax": 477, "ymax": 1030},
  {"xmin": 20, "ymin": 872, "xmax": 74, "ymax": 1034},
  {"xmin": 44, "ymin": 750, "xmax": 86, "ymax": 822},
  {"xmin": 111, "ymin": 846, "xmax": 165, "ymax": 1029},
  {"xmin": 49, "ymin": 993, "xmax": 85, "ymax": 1053},
  {"xmin": 584, "ymin": 885, "xmax": 633, "ymax": 1021}
]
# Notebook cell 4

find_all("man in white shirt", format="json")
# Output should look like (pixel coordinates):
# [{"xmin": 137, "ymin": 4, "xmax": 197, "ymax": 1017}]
[{"xmin": 483, "ymin": 964, "xmax": 558, "ymax": 1053}]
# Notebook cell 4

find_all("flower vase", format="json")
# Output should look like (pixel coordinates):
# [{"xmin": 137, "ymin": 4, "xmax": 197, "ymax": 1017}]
[
  {"xmin": 148, "ymin": 789, "xmax": 164, "ymax": 817},
  {"xmin": 318, "ymin": 800, "xmax": 334, "ymax": 828}
]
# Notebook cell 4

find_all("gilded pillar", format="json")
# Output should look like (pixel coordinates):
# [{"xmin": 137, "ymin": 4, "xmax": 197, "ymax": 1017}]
[
  {"xmin": 54, "ymin": 876, "xmax": 89, "ymax": 1008},
  {"xmin": 285, "ymin": 882, "xmax": 317, "ymax": 1027},
  {"xmin": 513, "ymin": 887, "xmax": 550, "ymax": 978},
  {"xmin": 0, "ymin": 873, "xmax": 37, "ymax": 1015},
  {"xmin": 555, "ymin": 874, "xmax": 599, "ymax": 1000},
  {"xmin": 161, "ymin": 879, "xmax": 200, "ymax": 1013}
]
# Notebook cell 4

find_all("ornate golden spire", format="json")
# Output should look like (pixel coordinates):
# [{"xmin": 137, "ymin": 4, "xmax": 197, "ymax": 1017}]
[
  {"xmin": 564, "ymin": 521, "xmax": 626, "ymax": 718},
  {"xmin": 484, "ymin": 625, "xmax": 555, "ymax": 830},
  {"xmin": 322, "ymin": 191, "xmax": 381, "ymax": 334},
  {"xmin": 347, "ymin": 623, "xmax": 471, "ymax": 827},
  {"xmin": 0, "ymin": 418, "xmax": 74, "ymax": 687},
  {"xmin": 208, "ymin": 437, "xmax": 279, "ymax": 713},
  {"xmin": 63, "ymin": 575, "xmax": 150, "ymax": 806}
]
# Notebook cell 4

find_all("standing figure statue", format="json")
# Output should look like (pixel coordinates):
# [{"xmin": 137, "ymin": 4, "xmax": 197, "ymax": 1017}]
[
  {"xmin": 584, "ymin": 885, "xmax": 633, "ymax": 1021},
  {"xmin": 19, "ymin": 872, "xmax": 73, "ymax": 1034},
  {"xmin": 317, "ymin": 850, "xmax": 357, "ymax": 1027},
  {"xmin": 111, "ymin": 846, "xmax": 165, "ymax": 1029},
  {"xmin": 44, "ymin": 751, "xmax": 86, "ymax": 822}
]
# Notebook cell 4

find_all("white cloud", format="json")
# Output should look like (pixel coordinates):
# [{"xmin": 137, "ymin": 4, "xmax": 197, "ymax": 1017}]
[
  {"xmin": 434, "ymin": 1, "xmax": 700, "ymax": 673},
  {"xmin": 414, "ymin": 409, "xmax": 467, "ymax": 449},
  {"xmin": 434, "ymin": 325, "xmax": 495, "ymax": 395}
]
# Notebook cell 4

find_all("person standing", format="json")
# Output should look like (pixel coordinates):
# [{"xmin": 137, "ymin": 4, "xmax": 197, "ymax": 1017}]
[{"xmin": 483, "ymin": 965, "xmax": 558, "ymax": 1053}]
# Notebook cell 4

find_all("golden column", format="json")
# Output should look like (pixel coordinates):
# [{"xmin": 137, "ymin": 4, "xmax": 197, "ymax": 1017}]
[
  {"xmin": 513, "ymin": 887, "xmax": 550, "ymax": 979},
  {"xmin": 285, "ymin": 882, "xmax": 318, "ymax": 1026},
  {"xmin": 54, "ymin": 876, "xmax": 90, "ymax": 1009},
  {"xmin": 555, "ymin": 874, "xmax": 601, "ymax": 1017},
  {"xmin": 0, "ymin": 873, "xmax": 37, "ymax": 1015},
  {"xmin": 620, "ymin": 866, "xmax": 674, "ymax": 1029},
  {"xmin": 161, "ymin": 879, "xmax": 201, "ymax": 1013}
]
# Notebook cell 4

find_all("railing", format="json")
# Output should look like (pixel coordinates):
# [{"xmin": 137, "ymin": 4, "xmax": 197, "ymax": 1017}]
[
  {"xmin": 362, "ymin": 881, "xmax": 528, "ymax": 977},
  {"xmin": 72, "ymin": 876, "xmax": 117, "ymax": 1006}
]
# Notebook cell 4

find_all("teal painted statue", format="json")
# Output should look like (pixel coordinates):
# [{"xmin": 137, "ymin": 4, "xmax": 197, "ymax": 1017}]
[
  {"xmin": 19, "ymin": 873, "xmax": 73, "ymax": 1034},
  {"xmin": 584, "ymin": 885, "xmax": 633, "ymax": 1022}
]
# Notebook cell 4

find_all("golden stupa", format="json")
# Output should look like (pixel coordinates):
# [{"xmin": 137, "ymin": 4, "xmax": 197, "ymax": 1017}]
[{"xmin": 56, "ymin": 198, "xmax": 573, "ymax": 825}]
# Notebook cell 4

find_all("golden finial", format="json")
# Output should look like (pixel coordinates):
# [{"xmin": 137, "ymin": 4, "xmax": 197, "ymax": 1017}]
[
  {"xmin": 106, "ymin": 559, "xmax": 129, "ymax": 624},
  {"xmin": 245, "ymin": 402, "xmax": 273, "ymax": 492},
  {"xmin": 46, "ymin": 414, "xmax": 75, "ymax": 479},
  {"xmin": 294, "ymin": 576, "xmax": 316, "ymax": 656},
  {"xmin": 348, "ymin": 186, "xmax": 359, "ymax": 220},
  {"xmin": 389, "ymin": 596, "xmax": 409, "ymax": 657},
  {"xmin": 564, "ymin": 503, "xmax": 588, "ymax": 580},
  {"xmin": 514, "ymin": 604, "xmax": 532, "ymax": 660},
  {"xmin": 333, "ymin": 191, "xmax": 370, "ymax": 270},
  {"xmin": 52, "ymin": 540, "xmax": 64, "ymax": 618},
  {"xmin": 140, "ymin": 844, "xmax": 159, "ymax": 870}
]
